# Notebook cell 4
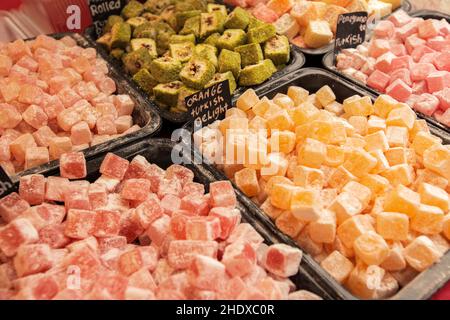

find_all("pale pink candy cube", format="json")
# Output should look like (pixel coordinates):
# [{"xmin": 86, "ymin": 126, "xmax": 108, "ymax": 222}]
[
  {"xmin": 19, "ymin": 174, "xmax": 46, "ymax": 205},
  {"xmin": 185, "ymin": 216, "xmax": 221, "ymax": 241},
  {"xmin": 113, "ymin": 95, "xmax": 135, "ymax": 116},
  {"xmin": 434, "ymin": 109, "xmax": 450, "ymax": 126},
  {"xmin": 157, "ymin": 178, "xmax": 182, "ymax": 199},
  {"xmin": 70, "ymin": 121, "xmax": 92, "ymax": 145},
  {"xmin": 39, "ymin": 223, "xmax": 71, "ymax": 249},
  {"xmin": 26, "ymin": 203, "xmax": 66, "ymax": 229},
  {"xmin": 418, "ymin": 19, "xmax": 440, "ymax": 39},
  {"xmin": 209, "ymin": 207, "xmax": 241, "ymax": 240},
  {"xmin": 181, "ymin": 182, "xmax": 205, "ymax": 198},
  {"xmin": 426, "ymin": 71, "xmax": 449, "ymax": 93},
  {"xmin": 133, "ymin": 197, "xmax": 164, "ymax": 229},
  {"xmin": 64, "ymin": 181, "xmax": 91, "ymax": 211},
  {"xmin": 427, "ymin": 37, "xmax": 450, "ymax": 52},
  {"xmin": 368, "ymin": 39, "xmax": 390, "ymax": 58},
  {"xmin": 413, "ymin": 93, "xmax": 440, "ymax": 116},
  {"xmin": 48, "ymin": 136, "xmax": 72, "ymax": 160},
  {"xmin": 83, "ymin": 67, "xmax": 104, "ymax": 84},
  {"xmin": 165, "ymin": 165, "xmax": 194, "ymax": 187},
  {"xmin": 70, "ymin": 56, "xmax": 91, "ymax": 74},
  {"xmin": 167, "ymin": 240, "xmax": 218, "ymax": 269},
  {"xmin": 389, "ymin": 68, "xmax": 412, "ymax": 86},
  {"xmin": 433, "ymin": 52, "xmax": 450, "ymax": 72},
  {"xmin": 405, "ymin": 35, "xmax": 426, "ymax": 54},
  {"xmin": 48, "ymin": 76, "xmax": 70, "ymax": 95},
  {"xmin": 386, "ymin": 79, "xmax": 412, "ymax": 102},
  {"xmin": 209, "ymin": 181, "xmax": 237, "ymax": 208},
  {"xmin": 123, "ymin": 155, "xmax": 150, "ymax": 180},
  {"xmin": 227, "ymin": 223, "xmax": 264, "ymax": 248},
  {"xmin": 160, "ymin": 194, "xmax": 181, "ymax": 216},
  {"xmin": 96, "ymin": 115, "xmax": 117, "ymax": 135},
  {"xmin": 222, "ymin": 240, "xmax": 257, "ymax": 277},
  {"xmin": 0, "ymin": 138, "xmax": 11, "ymax": 162},
  {"xmin": 91, "ymin": 134, "xmax": 111, "ymax": 146},
  {"xmin": 396, "ymin": 20, "xmax": 420, "ymax": 41},
  {"xmin": 114, "ymin": 116, "xmax": 133, "ymax": 134},
  {"xmin": 0, "ymin": 161, "xmax": 14, "ymax": 176},
  {"xmin": 62, "ymin": 67, "xmax": 83, "ymax": 85},
  {"xmin": 0, "ymin": 81, "xmax": 21, "ymax": 103},
  {"xmin": 120, "ymin": 178, "xmax": 151, "ymax": 201},
  {"xmin": 98, "ymin": 77, "xmax": 116, "ymax": 95},
  {"xmin": 0, "ymin": 54, "xmax": 12, "ymax": 76},
  {"xmin": 44, "ymin": 176, "xmax": 69, "ymax": 202},
  {"xmin": 0, "ymin": 218, "xmax": 39, "ymax": 257},
  {"xmin": 24, "ymin": 147, "xmax": 49, "ymax": 170},
  {"xmin": 434, "ymin": 88, "xmax": 450, "ymax": 111},
  {"xmin": 99, "ymin": 153, "xmax": 129, "ymax": 180},
  {"xmin": 0, "ymin": 192, "xmax": 30, "ymax": 223},
  {"xmin": 13, "ymin": 243, "xmax": 53, "ymax": 277},
  {"xmin": 263, "ymin": 244, "xmax": 302, "ymax": 278},
  {"xmin": 374, "ymin": 20, "xmax": 395, "ymax": 39},
  {"xmin": 412, "ymin": 81, "xmax": 428, "ymax": 95},
  {"xmin": 22, "ymin": 104, "xmax": 49, "ymax": 130},
  {"xmin": 95, "ymin": 174, "xmax": 120, "ymax": 192},
  {"xmin": 74, "ymin": 81, "xmax": 100, "ymax": 101},
  {"xmin": 0, "ymin": 103, "xmax": 22, "ymax": 129},
  {"xmin": 64, "ymin": 209, "xmax": 95, "ymax": 239},
  {"xmin": 118, "ymin": 246, "xmax": 158, "ymax": 276},
  {"xmin": 180, "ymin": 195, "xmax": 210, "ymax": 216},
  {"xmin": 388, "ymin": 10, "xmax": 412, "ymax": 27},
  {"xmin": 32, "ymin": 35, "xmax": 58, "ymax": 51},
  {"xmin": 367, "ymin": 70, "xmax": 390, "ymax": 92},
  {"xmin": 56, "ymin": 107, "xmax": 82, "ymax": 132},
  {"xmin": 57, "ymin": 88, "xmax": 81, "ymax": 108},
  {"xmin": 411, "ymin": 63, "xmax": 437, "ymax": 82},
  {"xmin": 420, "ymin": 52, "xmax": 440, "ymax": 64},
  {"xmin": 146, "ymin": 214, "xmax": 171, "ymax": 246},
  {"xmin": 391, "ymin": 55, "xmax": 413, "ymax": 71},
  {"xmin": 374, "ymin": 52, "xmax": 396, "ymax": 74},
  {"xmin": 390, "ymin": 43, "xmax": 407, "ymax": 57},
  {"xmin": 11, "ymin": 133, "xmax": 38, "ymax": 163},
  {"xmin": 61, "ymin": 36, "xmax": 77, "ymax": 48},
  {"xmin": 18, "ymin": 84, "xmax": 43, "ymax": 105},
  {"xmin": 32, "ymin": 126, "xmax": 56, "ymax": 148},
  {"xmin": 60, "ymin": 151, "xmax": 87, "ymax": 179},
  {"xmin": 41, "ymin": 96, "xmax": 65, "ymax": 121},
  {"xmin": 187, "ymin": 255, "xmax": 226, "ymax": 291},
  {"xmin": 411, "ymin": 45, "xmax": 436, "ymax": 62},
  {"xmin": 94, "ymin": 209, "xmax": 121, "ymax": 238}
]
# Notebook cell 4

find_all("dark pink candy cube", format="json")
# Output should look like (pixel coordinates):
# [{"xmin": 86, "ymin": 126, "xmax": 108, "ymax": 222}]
[
  {"xmin": 209, "ymin": 207, "xmax": 241, "ymax": 240},
  {"xmin": 99, "ymin": 153, "xmax": 129, "ymax": 180},
  {"xmin": 209, "ymin": 181, "xmax": 237, "ymax": 208},
  {"xmin": 227, "ymin": 223, "xmax": 264, "ymax": 248},
  {"xmin": 187, "ymin": 255, "xmax": 226, "ymax": 291},
  {"xmin": 0, "ymin": 218, "xmax": 39, "ymax": 257},
  {"xmin": 60, "ymin": 151, "xmax": 87, "ymax": 179},
  {"xmin": 13, "ymin": 243, "xmax": 53, "ymax": 277},
  {"xmin": 88, "ymin": 183, "xmax": 108, "ymax": 209},
  {"xmin": 367, "ymin": 70, "xmax": 391, "ymax": 92},
  {"xmin": 146, "ymin": 214, "xmax": 170, "ymax": 246},
  {"xmin": 120, "ymin": 178, "xmax": 151, "ymax": 201},
  {"xmin": 386, "ymin": 79, "xmax": 412, "ymax": 102},
  {"xmin": 128, "ymin": 268, "xmax": 157, "ymax": 291},
  {"xmin": 123, "ymin": 155, "xmax": 150, "ymax": 180},
  {"xmin": 97, "ymin": 236, "xmax": 127, "ymax": 253},
  {"xmin": 167, "ymin": 240, "xmax": 218, "ymax": 269},
  {"xmin": 133, "ymin": 197, "xmax": 164, "ymax": 229},
  {"xmin": 411, "ymin": 63, "xmax": 437, "ymax": 82},
  {"xmin": 64, "ymin": 209, "xmax": 96, "ymax": 239},
  {"xmin": 94, "ymin": 210, "xmax": 121, "ymax": 238},
  {"xmin": 118, "ymin": 246, "xmax": 158, "ymax": 276},
  {"xmin": 160, "ymin": 194, "xmax": 181, "ymax": 216},
  {"xmin": 165, "ymin": 165, "xmax": 194, "ymax": 187},
  {"xmin": 426, "ymin": 71, "xmax": 450, "ymax": 93},
  {"xmin": 262, "ymin": 244, "xmax": 303, "ymax": 278},
  {"xmin": 157, "ymin": 178, "xmax": 182, "ymax": 199},
  {"xmin": 64, "ymin": 181, "xmax": 91, "ymax": 211},
  {"xmin": 389, "ymin": 68, "xmax": 412, "ymax": 86},
  {"xmin": 185, "ymin": 216, "xmax": 221, "ymax": 241},
  {"xmin": 181, "ymin": 182, "xmax": 205, "ymax": 198},
  {"xmin": 19, "ymin": 174, "xmax": 46, "ymax": 205},
  {"xmin": 23, "ymin": 203, "xmax": 66, "ymax": 230},
  {"xmin": 39, "ymin": 223, "xmax": 71, "ymax": 249},
  {"xmin": 0, "ymin": 192, "xmax": 30, "ymax": 223},
  {"xmin": 180, "ymin": 195, "xmax": 210, "ymax": 216}
]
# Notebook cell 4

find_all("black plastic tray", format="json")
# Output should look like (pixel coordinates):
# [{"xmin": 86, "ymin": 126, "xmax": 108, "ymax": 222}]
[
  {"xmin": 322, "ymin": 10, "xmax": 450, "ymax": 136},
  {"xmin": 9, "ymin": 33, "xmax": 162, "ymax": 182},
  {"xmin": 84, "ymin": 26, "xmax": 305, "ymax": 125},
  {"xmin": 295, "ymin": 0, "xmax": 412, "ymax": 56},
  {"xmin": 186, "ymin": 68, "xmax": 450, "ymax": 300},
  {"xmin": 3, "ymin": 137, "xmax": 338, "ymax": 300}
]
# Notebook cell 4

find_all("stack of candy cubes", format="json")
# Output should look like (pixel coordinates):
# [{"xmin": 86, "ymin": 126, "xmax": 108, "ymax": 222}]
[
  {"xmin": 335, "ymin": 10, "xmax": 450, "ymax": 126},
  {"xmin": 224, "ymin": 0, "xmax": 401, "ymax": 49},
  {"xmin": 194, "ymin": 85, "xmax": 450, "ymax": 299},
  {"xmin": 0, "ymin": 151, "xmax": 321, "ymax": 300},
  {"xmin": 0, "ymin": 35, "xmax": 140, "ymax": 177}
]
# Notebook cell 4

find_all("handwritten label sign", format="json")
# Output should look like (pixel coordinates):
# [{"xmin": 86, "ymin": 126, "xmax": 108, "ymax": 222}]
[
  {"xmin": 186, "ymin": 81, "xmax": 232, "ymax": 131},
  {"xmin": 334, "ymin": 12, "xmax": 368, "ymax": 58},
  {"xmin": 88, "ymin": 0, "xmax": 126, "ymax": 37},
  {"xmin": 0, "ymin": 167, "xmax": 16, "ymax": 198}
]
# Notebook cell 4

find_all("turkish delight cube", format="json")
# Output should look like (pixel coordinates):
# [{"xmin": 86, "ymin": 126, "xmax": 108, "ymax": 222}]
[
  {"xmin": 209, "ymin": 181, "xmax": 237, "ymax": 208},
  {"xmin": 13, "ymin": 244, "xmax": 53, "ymax": 277},
  {"xmin": 120, "ymin": 179, "xmax": 151, "ymax": 201},
  {"xmin": 64, "ymin": 209, "xmax": 96, "ymax": 239},
  {"xmin": 262, "ymin": 244, "xmax": 302, "ymax": 278},
  {"xmin": 99, "ymin": 153, "xmax": 129, "ymax": 180},
  {"xmin": 19, "ymin": 174, "xmax": 46, "ymax": 205},
  {"xmin": 59, "ymin": 152, "xmax": 87, "ymax": 179},
  {"xmin": 0, "ymin": 219, "xmax": 39, "ymax": 257},
  {"xmin": 0, "ymin": 192, "xmax": 30, "ymax": 223}
]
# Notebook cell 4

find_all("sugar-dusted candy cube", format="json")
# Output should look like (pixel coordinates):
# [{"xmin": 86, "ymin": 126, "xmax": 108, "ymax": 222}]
[
  {"xmin": 418, "ymin": 182, "xmax": 449, "ymax": 212},
  {"xmin": 88, "ymin": 183, "xmax": 107, "ymax": 209},
  {"xmin": 113, "ymin": 95, "xmax": 135, "ymax": 116},
  {"xmin": 64, "ymin": 181, "xmax": 90, "ymax": 210},
  {"xmin": 336, "ymin": 215, "xmax": 375, "ymax": 249},
  {"xmin": 94, "ymin": 210, "xmax": 121, "ymax": 238},
  {"xmin": 376, "ymin": 212, "xmax": 409, "ymax": 241},
  {"xmin": 115, "ymin": 116, "xmax": 133, "ymax": 134},
  {"xmin": 165, "ymin": 165, "xmax": 194, "ymax": 187},
  {"xmin": 234, "ymin": 168, "xmax": 260, "ymax": 197},
  {"xmin": 236, "ymin": 89, "xmax": 259, "ymax": 112},
  {"xmin": 227, "ymin": 223, "xmax": 264, "ymax": 249},
  {"xmin": 320, "ymin": 250, "xmax": 354, "ymax": 284},
  {"xmin": 24, "ymin": 147, "xmax": 49, "ymax": 170},
  {"xmin": 384, "ymin": 184, "xmax": 420, "ymax": 218},
  {"xmin": 44, "ymin": 176, "xmax": 70, "ymax": 203},
  {"xmin": 353, "ymin": 232, "xmax": 389, "ymax": 266},
  {"xmin": 386, "ymin": 126, "xmax": 409, "ymax": 148},
  {"xmin": 412, "ymin": 132, "xmax": 441, "ymax": 156},
  {"xmin": 287, "ymin": 86, "xmax": 309, "ymax": 105},
  {"xmin": 426, "ymin": 71, "xmax": 448, "ymax": 93},
  {"xmin": 0, "ymin": 219, "xmax": 39, "ymax": 257},
  {"xmin": 411, "ymin": 204, "xmax": 444, "ymax": 235},
  {"xmin": 13, "ymin": 244, "xmax": 53, "ymax": 277},
  {"xmin": 38, "ymin": 223, "xmax": 71, "ymax": 249},
  {"xmin": 423, "ymin": 144, "xmax": 450, "ymax": 180},
  {"xmin": 123, "ymin": 155, "xmax": 150, "ymax": 180},
  {"xmin": 185, "ymin": 216, "xmax": 221, "ymax": 241},
  {"xmin": 315, "ymin": 85, "xmax": 335, "ymax": 108},
  {"xmin": 418, "ymin": 19, "xmax": 440, "ymax": 39},
  {"xmin": 99, "ymin": 153, "xmax": 129, "ymax": 180},
  {"xmin": 146, "ymin": 214, "xmax": 170, "ymax": 246},
  {"xmin": 0, "ymin": 192, "xmax": 30, "ymax": 223},
  {"xmin": 262, "ymin": 244, "xmax": 302, "ymax": 278},
  {"xmin": 209, "ymin": 181, "xmax": 237, "ymax": 208},
  {"xmin": 381, "ymin": 164, "xmax": 413, "ymax": 186},
  {"xmin": 222, "ymin": 240, "xmax": 257, "ymax": 277},
  {"xmin": 347, "ymin": 264, "xmax": 385, "ymax": 299},
  {"xmin": 385, "ymin": 79, "xmax": 412, "ymax": 103},
  {"xmin": 10, "ymin": 133, "xmax": 37, "ymax": 163},
  {"xmin": 403, "ymin": 236, "xmax": 442, "ymax": 272},
  {"xmin": 290, "ymin": 188, "xmax": 321, "ymax": 222},
  {"xmin": 343, "ymin": 148, "xmax": 378, "ymax": 178},
  {"xmin": 187, "ymin": 255, "xmax": 226, "ymax": 292},
  {"xmin": 328, "ymin": 192, "xmax": 363, "ymax": 225},
  {"xmin": 64, "ymin": 209, "xmax": 96, "ymax": 239},
  {"xmin": 292, "ymin": 165, "xmax": 324, "ymax": 190},
  {"xmin": 19, "ymin": 174, "xmax": 45, "ymax": 205},
  {"xmin": 308, "ymin": 209, "xmax": 336, "ymax": 244},
  {"xmin": 31, "ymin": 126, "xmax": 56, "ymax": 148},
  {"xmin": 343, "ymin": 95, "xmax": 374, "ymax": 117},
  {"xmin": 118, "ymin": 246, "xmax": 158, "ymax": 276},
  {"xmin": 209, "ymin": 207, "xmax": 241, "ymax": 240},
  {"xmin": 48, "ymin": 137, "xmax": 72, "ymax": 160},
  {"xmin": 133, "ymin": 197, "xmax": 164, "ymax": 229},
  {"xmin": 22, "ymin": 203, "xmax": 65, "ymax": 230},
  {"xmin": 181, "ymin": 182, "xmax": 205, "ymax": 198},
  {"xmin": 70, "ymin": 121, "xmax": 92, "ymax": 145},
  {"xmin": 328, "ymin": 166, "xmax": 357, "ymax": 191},
  {"xmin": 0, "ymin": 103, "xmax": 22, "ymax": 129},
  {"xmin": 167, "ymin": 240, "xmax": 218, "ymax": 269},
  {"xmin": 120, "ymin": 179, "xmax": 151, "ymax": 201},
  {"xmin": 22, "ymin": 105, "xmax": 48, "ymax": 130},
  {"xmin": 297, "ymin": 138, "xmax": 326, "ymax": 169},
  {"xmin": 59, "ymin": 152, "xmax": 86, "ymax": 179},
  {"xmin": 160, "ymin": 194, "xmax": 181, "ymax": 217},
  {"xmin": 367, "ymin": 70, "xmax": 390, "ymax": 92},
  {"xmin": 96, "ymin": 115, "xmax": 117, "ymax": 135},
  {"xmin": 275, "ymin": 210, "xmax": 305, "ymax": 238}
]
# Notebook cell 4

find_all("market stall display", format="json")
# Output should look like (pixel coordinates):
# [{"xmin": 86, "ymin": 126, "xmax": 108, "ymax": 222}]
[{"xmin": 193, "ymin": 69, "xmax": 450, "ymax": 299}]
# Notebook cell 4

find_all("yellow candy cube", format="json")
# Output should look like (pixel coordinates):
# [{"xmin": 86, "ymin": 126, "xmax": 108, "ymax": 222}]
[
  {"xmin": 290, "ymin": 103, "xmax": 320, "ymax": 126},
  {"xmin": 304, "ymin": 20, "xmax": 333, "ymax": 49},
  {"xmin": 386, "ymin": 126, "xmax": 409, "ymax": 148},
  {"xmin": 367, "ymin": 115, "xmax": 386, "ymax": 134},
  {"xmin": 261, "ymin": 152, "xmax": 289, "ymax": 179},
  {"xmin": 343, "ymin": 148, "xmax": 378, "ymax": 177},
  {"xmin": 265, "ymin": 175, "xmax": 294, "ymax": 195},
  {"xmin": 348, "ymin": 116, "xmax": 368, "ymax": 136},
  {"xmin": 273, "ymin": 93, "xmax": 295, "ymax": 109},
  {"xmin": 328, "ymin": 191, "xmax": 363, "ymax": 225},
  {"xmin": 410, "ymin": 119, "xmax": 430, "ymax": 141},
  {"xmin": 423, "ymin": 144, "xmax": 450, "ymax": 180},
  {"xmin": 244, "ymin": 135, "xmax": 268, "ymax": 169},
  {"xmin": 322, "ymin": 4, "xmax": 349, "ymax": 34},
  {"xmin": 343, "ymin": 136, "xmax": 367, "ymax": 149},
  {"xmin": 225, "ymin": 107, "xmax": 247, "ymax": 118},
  {"xmin": 290, "ymin": 188, "xmax": 322, "ymax": 222},
  {"xmin": 252, "ymin": 96, "xmax": 271, "ymax": 117},
  {"xmin": 296, "ymin": 225, "xmax": 324, "ymax": 256},
  {"xmin": 373, "ymin": 94, "xmax": 401, "ymax": 119},
  {"xmin": 328, "ymin": 165, "xmax": 357, "ymax": 190},
  {"xmin": 342, "ymin": 181, "xmax": 372, "ymax": 209},
  {"xmin": 418, "ymin": 182, "xmax": 449, "ymax": 212},
  {"xmin": 381, "ymin": 164, "xmax": 413, "ymax": 187},
  {"xmin": 403, "ymin": 236, "xmax": 442, "ymax": 272},
  {"xmin": 263, "ymin": 102, "xmax": 283, "ymax": 120},
  {"xmin": 343, "ymin": 96, "xmax": 374, "ymax": 117},
  {"xmin": 347, "ymin": 264, "xmax": 385, "ymax": 299},
  {"xmin": 219, "ymin": 117, "xmax": 249, "ymax": 136},
  {"xmin": 320, "ymin": 188, "xmax": 338, "ymax": 208},
  {"xmin": 315, "ymin": 85, "xmax": 336, "ymax": 108},
  {"xmin": 369, "ymin": 149, "xmax": 391, "ymax": 174},
  {"xmin": 309, "ymin": 209, "xmax": 336, "ymax": 244},
  {"xmin": 353, "ymin": 232, "xmax": 389, "ymax": 266},
  {"xmin": 380, "ymin": 242, "xmax": 407, "ymax": 272},
  {"xmin": 236, "ymin": 88, "xmax": 259, "ymax": 111},
  {"xmin": 287, "ymin": 86, "xmax": 309, "ymax": 105},
  {"xmin": 384, "ymin": 147, "xmax": 407, "ymax": 166},
  {"xmin": 376, "ymin": 212, "xmax": 409, "ymax": 241},
  {"xmin": 413, "ymin": 169, "xmax": 449, "ymax": 191},
  {"xmin": 261, "ymin": 198, "xmax": 283, "ymax": 220},
  {"xmin": 364, "ymin": 131, "xmax": 389, "ymax": 152},
  {"xmin": 386, "ymin": 105, "xmax": 416, "ymax": 130},
  {"xmin": 224, "ymin": 132, "xmax": 246, "ymax": 164},
  {"xmin": 297, "ymin": 138, "xmax": 327, "ymax": 168},
  {"xmin": 270, "ymin": 130, "xmax": 296, "ymax": 154},
  {"xmin": 249, "ymin": 115, "xmax": 268, "ymax": 131},
  {"xmin": 324, "ymin": 145, "xmax": 345, "ymax": 167},
  {"xmin": 267, "ymin": 109, "xmax": 294, "ymax": 132},
  {"xmin": 379, "ymin": 0, "xmax": 402, "ymax": 10},
  {"xmin": 384, "ymin": 184, "xmax": 421, "ymax": 218},
  {"xmin": 223, "ymin": 164, "xmax": 244, "ymax": 180},
  {"xmin": 337, "ymin": 215, "xmax": 375, "ymax": 249},
  {"xmin": 270, "ymin": 183, "xmax": 296, "ymax": 210},
  {"xmin": 411, "ymin": 132, "xmax": 441, "ymax": 156},
  {"xmin": 293, "ymin": 165, "xmax": 325, "ymax": 189},
  {"xmin": 411, "ymin": 204, "xmax": 444, "ymax": 235},
  {"xmin": 324, "ymin": 101, "xmax": 344, "ymax": 115},
  {"xmin": 234, "ymin": 167, "xmax": 260, "ymax": 197},
  {"xmin": 275, "ymin": 210, "xmax": 306, "ymax": 238},
  {"xmin": 320, "ymin": 250, "xmax": 354, "ymax": 284},
  {"xmin": 443, "ymin": 214, "xmax": 450, "ymax": 241}
]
